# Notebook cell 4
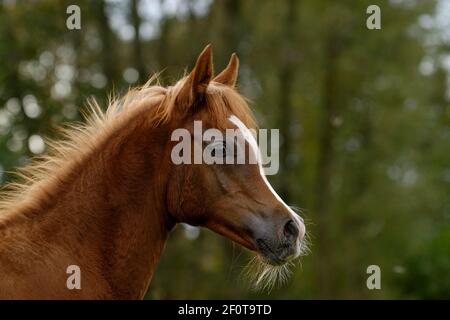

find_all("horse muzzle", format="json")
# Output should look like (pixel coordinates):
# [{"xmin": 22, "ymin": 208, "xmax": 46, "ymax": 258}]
[{"xmin": 255, "ymin": 218, "xmax": 305, "ymax": 265}]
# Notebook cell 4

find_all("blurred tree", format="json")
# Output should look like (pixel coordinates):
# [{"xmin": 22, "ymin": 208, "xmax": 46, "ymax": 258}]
[
  {"xmin": 130, "ymin": 0, "xmax": 146, "ymax": 82},
  {"xmin": 277, "ymin": 0, "xmax": 300, "ymax": 201},
  {"xmin": 94, "ymin": 0, "xmax": 119, "ymax": 87}
]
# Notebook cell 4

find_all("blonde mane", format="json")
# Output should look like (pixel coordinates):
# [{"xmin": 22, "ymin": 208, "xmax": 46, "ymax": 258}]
[{"xmin": 0, "ymin": 75, "xmax": 256, "ymax": 223}]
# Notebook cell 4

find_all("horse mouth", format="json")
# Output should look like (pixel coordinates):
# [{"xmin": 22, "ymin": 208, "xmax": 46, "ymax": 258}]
[{"xmin": 255, "ymin": 238, "xmax": 292, "ymax": 266}]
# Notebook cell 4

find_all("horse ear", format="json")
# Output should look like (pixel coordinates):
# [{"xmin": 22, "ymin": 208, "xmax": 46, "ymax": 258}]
[
  {"xmin": 213, "ymin": 53, "xmax": 239, "ymax": 87},
  {"xmin": 178, "ymin": 44, "xmax": 214, "ymax": 108}
]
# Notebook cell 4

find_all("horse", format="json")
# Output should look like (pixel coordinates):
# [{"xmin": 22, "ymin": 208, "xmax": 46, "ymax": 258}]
[{"xmin": 0, "ymin": 45, "xmax": 306, "ymax": 299}]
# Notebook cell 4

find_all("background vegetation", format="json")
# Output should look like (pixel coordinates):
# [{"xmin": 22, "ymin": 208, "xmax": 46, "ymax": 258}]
[{"xmin": 1, "ymin": 0, "xmax": 449, "ymax": 299}]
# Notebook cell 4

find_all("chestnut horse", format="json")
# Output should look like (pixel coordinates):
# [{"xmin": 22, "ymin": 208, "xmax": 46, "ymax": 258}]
[{"xmin": 0, "ymin": 45, "xmax": 306, "ymax": 299}]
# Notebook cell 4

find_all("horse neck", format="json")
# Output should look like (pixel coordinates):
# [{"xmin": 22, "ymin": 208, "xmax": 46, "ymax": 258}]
[{"xmin": 21, "ymin": 113, "xmax": 172, "ymax": 298}]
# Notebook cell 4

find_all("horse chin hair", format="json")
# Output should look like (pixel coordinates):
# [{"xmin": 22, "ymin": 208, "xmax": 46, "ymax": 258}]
[
  {"xmin": 241, "ymin": 237, "xmax": 311, "ymax": 293},
  {"xmin": 242, "ymin": 256, "xmax": 294, "ymax": 292}
]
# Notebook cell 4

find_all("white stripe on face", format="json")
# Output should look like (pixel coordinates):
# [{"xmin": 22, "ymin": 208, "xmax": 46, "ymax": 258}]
[{"xmin": 228, "ymin": 115, "xmax": 305, "ymax": 238}]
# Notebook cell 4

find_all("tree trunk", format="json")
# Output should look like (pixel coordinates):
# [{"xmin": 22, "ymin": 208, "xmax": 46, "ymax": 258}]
[
  {"xmin": 130, "ymin": 0, "xmax": 146, "ymax": 82},
  {"xmin": 157, "ymin": 0, "xmax": 170, "ymax": 70},
  {"xmin": 277, "ymin": 0, "xmax": 300, "ymax": 202},
  {"xmin": 314, "ymin": 31, "xmax": 341, "ymax": 298},
  {"xmin": 222, "ymin": 0, "xmax": 241, "ymax": 50},
  {"xmin": 95, "ymin": 0, "xmax": 117, "ymax": 85}
]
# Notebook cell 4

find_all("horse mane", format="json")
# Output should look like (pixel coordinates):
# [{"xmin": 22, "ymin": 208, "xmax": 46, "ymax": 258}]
[{"xmin": 0, "ymin": 74, "xmax": 256, "ymax": 221}]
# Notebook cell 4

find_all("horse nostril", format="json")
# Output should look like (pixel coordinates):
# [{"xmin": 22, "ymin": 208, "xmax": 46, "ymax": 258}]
[{"xmin": 283, "ymin": 219, "xmax": 299, "ymax": 241}]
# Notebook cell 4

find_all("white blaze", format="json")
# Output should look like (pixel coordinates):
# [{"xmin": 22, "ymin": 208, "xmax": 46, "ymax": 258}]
[{"xmin": 228, "ymin": 115, "xmax": 305, "ymax": 238}]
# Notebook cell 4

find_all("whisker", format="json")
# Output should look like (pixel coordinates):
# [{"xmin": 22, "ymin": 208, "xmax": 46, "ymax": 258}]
[{"xmin": 241, "ymin": 255, "xmax": 295, "ymax": 293}]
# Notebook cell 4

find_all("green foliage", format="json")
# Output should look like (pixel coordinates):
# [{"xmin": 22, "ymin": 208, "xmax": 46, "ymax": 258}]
[{"xmin": 397, "ymin": 225, "xmax": 450, "ymax": 299}]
